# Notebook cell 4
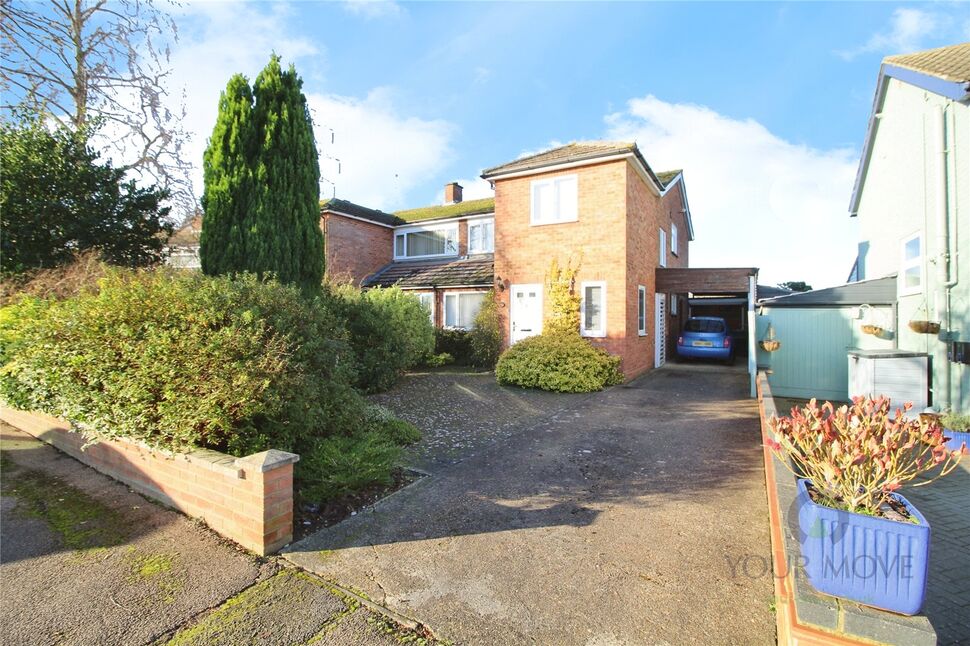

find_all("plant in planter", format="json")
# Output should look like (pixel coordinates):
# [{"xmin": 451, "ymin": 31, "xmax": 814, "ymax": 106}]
[
  {"xmin": 767, "ymin": 397, "xmax": 964, "ymax": 615},
  {"xmin": 941, "ymin": 411, "xmax": 970, "ymax": 453},
  {"xmin": 760, "ymin": 324, "xmax": 781, "ymax": 352},
  {"xmin": 908, "ymin": 319, "xmax": 941, "ymax": 335}
]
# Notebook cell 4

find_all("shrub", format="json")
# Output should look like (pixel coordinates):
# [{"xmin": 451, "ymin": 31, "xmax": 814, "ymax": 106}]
[
  {"xmin": 767, "ymin": 397, "xmax": 964, "ymax": 515},
  {"xmin": 941, "ymin": 411, "xmax": 970, "ymax": 431},
  {"xmin": 0, "ymin": 269, "xmax": 365, "ymax": 457},
  {"xmin": 423, "ymin": 352, "xmax": 454, "ymax": 368},
  {"xmin": 326, "ymin": 285, "xmax": 435, "ymax": 393},
  {"xmin": 468, "ymin": 290, "xmax": 502, "ymax": 368},
  {"xmin": 298, "ymin": 432, "xmax": 401, "ymax": 501},
  {"xmin": 435, "ymin": 328, "xmax": 472, "ymax": 364},
  {"xmin": 545, "ymin": 257, "xmax": 581, "ymax": 335},
  {"xmin": 365, "ymin": 404, "xmax": 422, "ymax": 445},
  {"xmin": 495, "ymin": 332, "xmax": 623, "ymax": 393}
]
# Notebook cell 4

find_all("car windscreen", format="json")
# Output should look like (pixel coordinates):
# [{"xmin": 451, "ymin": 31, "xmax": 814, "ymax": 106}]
[{"xmin": 684, "ymin": 319, "xmax": 726, "ymax": 333}]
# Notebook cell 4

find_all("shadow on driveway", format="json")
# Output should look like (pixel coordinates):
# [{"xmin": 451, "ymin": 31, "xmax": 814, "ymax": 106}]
[{"xmin": 287, "ymin": 365, "xmax": 775, "ymax": 645}]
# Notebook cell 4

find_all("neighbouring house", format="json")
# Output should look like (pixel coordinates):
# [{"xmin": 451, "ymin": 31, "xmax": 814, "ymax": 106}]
[
  {"xmin": 848, "ymin": 42, "xmax": 970, "ymax": 412},
  {"xmin": 166, "ymin": 215, "xmax": 202, "ymax": 269},
  {"xmin": 325, "ymin": 141, "xmax": 697, "ymax": 379},
  {"xmin": 757, "ymin": 42, "xmax": 969, "ymax": 410}
]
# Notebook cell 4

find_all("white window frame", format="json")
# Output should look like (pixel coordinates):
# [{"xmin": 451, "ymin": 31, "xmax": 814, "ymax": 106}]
[
  {"xmin": 671, "ymin": 223, "xmax": 679, "ymax": 257},
  {"xmin": 637, "ymin": 285, "xmax": 647, "ymax": 336},
  {"xmin": 670, "ymin": 293, "xmax": 678, "ymax": 316},
  {"xmin": 658, "ymin": 228, "xmax": 667, "ymax": 268},
  {"xmin": 444, "ymin": 291, "xmax": 487, "ymax": 330},
  {"xmin": 394, "ymin": 223, "xmax": 459, "ymax": 260},
  {"xmin": 415, "ymin": 291, "xmax": 435, "ymax": 325},
  {"xmin": 467, "ymin": 217, "xmax": 495, "ymax": 254},
  {"xmin": 899, "ymin": 231, "xmax": 923, "ymax": 296},
  {"xmin": 530, "ymin": 174, "xmax": 578, "ymax": 226},
  {"xmin": 580, "ymin": 281, "xmax": 607, "ymax": 338}
]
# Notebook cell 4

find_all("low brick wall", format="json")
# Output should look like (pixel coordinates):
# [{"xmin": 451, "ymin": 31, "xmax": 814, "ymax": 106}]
[
  {"xmin": 0, "ymin": 407, "xmax": 298, "ymax": 556},
  {"xmin": 756, "ymin": 373, "xmax": 936, "ymax": 646}
]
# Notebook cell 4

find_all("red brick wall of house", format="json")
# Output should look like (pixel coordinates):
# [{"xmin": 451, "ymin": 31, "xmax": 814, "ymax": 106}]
[
  {"xmin": 494, "ymin": 160, "xmax": 631, "ymax": 365},
  {"xmin": 493, "ymin": 160, "xmax": 691, "ymax": 380},
  {"xmin": 322, "ymin": 213, "xmax": 393, "ymax": 285}
]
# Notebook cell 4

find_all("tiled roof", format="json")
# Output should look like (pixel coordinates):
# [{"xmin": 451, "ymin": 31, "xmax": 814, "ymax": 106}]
[
  {"xmin": 481, "ymin": 141, "xmax": 638, "ymax": 178},
  {"xmin": 322, "ymin": 198, "xmax": 400, "ymax": 226},
  {"xmin": 884, "ymin": 42, "xmax": 970, "ymax": 83},
  {"xmin": 394, "ymin": 198, "xmax": 495, "ymax": 224},
  {"xmin": 760, "ymin": 275, "xmax": 897, "ymax": 307},
  {"xmin": 363, "ymin": 254, "xmax": 494, "ymax": 289},
  {"xmin": 656, "ymin": 169, "xmax": 682, "ymax": 188},
  {"xmin": 168, "ymin": 215, "xmax": 201, "ymax": 247}
]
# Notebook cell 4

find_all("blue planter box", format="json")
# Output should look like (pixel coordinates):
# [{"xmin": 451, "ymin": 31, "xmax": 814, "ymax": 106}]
[
  {"xmin": 944, "ymin": 429, "xmax": 970, "ymax": 453},
  {"xmin": 796, "ymin": 478, "xmax": 930, "ymax": 615}
]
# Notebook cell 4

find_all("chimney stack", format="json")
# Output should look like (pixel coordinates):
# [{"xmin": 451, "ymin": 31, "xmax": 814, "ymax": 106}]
[{"xmin": 444, "ymin": 182, "xmax": 463, "ymax": 204}]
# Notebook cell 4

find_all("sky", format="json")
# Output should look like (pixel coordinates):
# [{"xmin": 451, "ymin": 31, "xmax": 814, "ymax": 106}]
[{"xmin": 128, "ymin": 2, "xmax": 970, "ymax": 287}]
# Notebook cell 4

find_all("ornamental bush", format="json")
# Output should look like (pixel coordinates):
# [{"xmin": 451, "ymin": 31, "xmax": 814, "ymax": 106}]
[
  {"xmin": 435, "ymin": 328, "xmax": 472, "ymax": 364},
  {"xmin": 468, "ymin": 290, "xmax": 502, "ymax": 368},
  {"xmin": 495, "ymin": 332, "xmax": 623, "ymax": 393},
  {"xmin": 0, "ymin": 269, "xmax": 361, "ymax": 456},
  {"xmin": 767, "ymin": 397, "xmax": 964, "ymax": 515},
  {"xmin": 325, "ymin": 284, "xmax": 435, "ymax": 393}
]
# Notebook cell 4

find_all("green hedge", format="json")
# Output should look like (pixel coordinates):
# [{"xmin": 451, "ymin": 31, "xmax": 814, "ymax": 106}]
[
  {"xmin": 326, "ymin": 285, "xmax": 434, "ymax": 393},
  {"xmin": 0, "ymin": 269, "xmax": 421, "ymax": 501},
  {"xmin": 435, "ymin": 328, "xmax": 472, "ymax": 364},
  {"xmin": 495, "ymin": 332, "xmax": 624, "ymax": 393}
]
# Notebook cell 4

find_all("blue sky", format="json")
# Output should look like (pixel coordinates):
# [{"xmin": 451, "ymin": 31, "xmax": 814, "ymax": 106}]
[{"xmin": 166, "ymin": 2, "xmax": 969, "ymax": 286}]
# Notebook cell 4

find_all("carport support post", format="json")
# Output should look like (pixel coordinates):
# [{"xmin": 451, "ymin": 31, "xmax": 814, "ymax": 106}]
[{"xmin": 748, "ymin": 275, "xmax": 757, "ymax": 397}]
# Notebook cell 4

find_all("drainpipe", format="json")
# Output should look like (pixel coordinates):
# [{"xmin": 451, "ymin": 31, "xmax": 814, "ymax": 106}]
[
  {"xmin": 748, "ymin": 274, "xmax": 757, "ymax": 398},
  {"xmin": 933, "ymin": 104, "xmax": 957, "ymax": 410}
]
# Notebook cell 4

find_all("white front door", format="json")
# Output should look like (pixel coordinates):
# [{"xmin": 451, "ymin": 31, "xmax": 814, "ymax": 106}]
[
  {"xmin": 655, "ymin": 293, "xmax": 666, "ymax": 367},
  {"xmin": 510, "ymin": 284, "xmax": 542, "ymax": 344}
]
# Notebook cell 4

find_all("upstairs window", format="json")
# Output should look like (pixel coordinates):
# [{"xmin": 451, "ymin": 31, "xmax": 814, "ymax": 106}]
[
  {"xmin": 900, "ymin": 232, "xmax": 923, "ymax": 295},
  {"xmin": 531, "ymin": 175, "xmax": 578, "ymax": 225},
  {"xmin": 468, "ymin": 218, "xmax": 495, "ymax": 254},
  {"xmin": 671, "ymin": 223, "xmax": 679, "ymax": 257},
  {"xmin": 394, "ymin": 225, "xmax": 458, "ymax": 260},
  {"xmin": 659, "ymin": 228, "xmax": 667, "ymax": 268}
]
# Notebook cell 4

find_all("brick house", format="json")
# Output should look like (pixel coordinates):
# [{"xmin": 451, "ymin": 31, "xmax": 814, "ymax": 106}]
[{"xmin": 322, "ymin": 141, "xmax": 695, "ymax": 379}]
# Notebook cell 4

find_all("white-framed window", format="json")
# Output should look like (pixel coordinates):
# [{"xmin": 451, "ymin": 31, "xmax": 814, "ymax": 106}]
[
  {"xmin": 394, "ymin": 224, "xmax": 459, "ymax": 260},
  {"xmin": 415, "ymin": 292, "xmax": 435, "ymax": 325},
  {"xmin": 444, "ymin": 291, "xmax": 486, "ymax": 330},
  {"xmin": 670, "ymin": 293, "xmax": 678, "ymax": 316},
  {"xmin": 530, "ymin": 174, "xmax": 578, "ymax": 225},
  {"xmin": 581, "ymin": 281, "xmax": 606, "ymax": 338},
  {"xmin": 637, "ymin": 286, "xmax": 647, "ymax": 336},
  {"xmin": 900, "ymin": 232, "xmax": 923, "ymax": 295},
  {"xmin": 658, "ymin": 228, "xmax": 667, "ymax": 267},
  {"xmin": 467, "ymin": 218, "xmax": 495, "ymax": 254},
  {"xmin": 671, "ymin": 223, "xmax": 679, "ymax": 257}
]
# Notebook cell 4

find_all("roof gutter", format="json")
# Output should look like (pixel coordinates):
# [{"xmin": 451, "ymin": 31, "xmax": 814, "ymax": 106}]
[{"xmin": 482, "ymin": 151, "xmax": 665, "ymax": 196}]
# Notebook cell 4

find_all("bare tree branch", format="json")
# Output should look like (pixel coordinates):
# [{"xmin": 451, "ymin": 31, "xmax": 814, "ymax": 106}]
[{"xmin": 0, "ymin": 0, "xmax": 194, "ymax": 218}]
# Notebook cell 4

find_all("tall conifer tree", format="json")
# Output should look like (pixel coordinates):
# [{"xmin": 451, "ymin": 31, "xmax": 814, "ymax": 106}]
[{"xmin": 201, "ymin": 56, "xmax": 323, "ymax": 287}]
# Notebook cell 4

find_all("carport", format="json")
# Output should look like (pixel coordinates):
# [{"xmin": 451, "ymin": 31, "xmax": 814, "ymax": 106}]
[{"xmin": 656, "ymin": 267, "xmax": 760, "ymax": 396}]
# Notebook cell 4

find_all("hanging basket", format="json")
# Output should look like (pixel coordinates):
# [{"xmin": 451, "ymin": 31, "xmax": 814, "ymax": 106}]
[
  {"xmin": 760, "ymin": 339, "xmax": 781, "ymax": 352},
  {"xmin": 908, "ymin": 320, "xmax": 940, "ymax": 335},
  {"xmin": 861, "ymin": 324, "xmax": 884, "ymax": 336}
]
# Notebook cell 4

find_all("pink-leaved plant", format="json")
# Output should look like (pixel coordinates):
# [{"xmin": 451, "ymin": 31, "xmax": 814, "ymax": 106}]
[{"xmin": 767, "ymin": 396, "xmax": 965, "ymax": 515}]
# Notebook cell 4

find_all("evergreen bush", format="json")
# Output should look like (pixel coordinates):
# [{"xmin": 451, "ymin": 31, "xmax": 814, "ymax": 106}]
[
  {"xmin": 468, "ymin": 290, "xmax": 502, "ymax": 367},
  {"xmin": 495, "ymin": 332, "xmax": 623, "ymax": 393}
]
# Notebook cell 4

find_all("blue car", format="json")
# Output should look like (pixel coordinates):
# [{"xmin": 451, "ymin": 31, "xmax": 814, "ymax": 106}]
[{"xmin": 676, "ymin": 317, "xmax": 734, "ymax": 364}]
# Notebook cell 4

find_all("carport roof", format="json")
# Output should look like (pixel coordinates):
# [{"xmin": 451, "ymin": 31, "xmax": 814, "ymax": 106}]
[
  {"xmin": 656, "ymin": 267, "xmax": 759, "ymax": 295},
  {"xmin": 758, "ymin": 275, "xmax": 897, "ymax": 307}
]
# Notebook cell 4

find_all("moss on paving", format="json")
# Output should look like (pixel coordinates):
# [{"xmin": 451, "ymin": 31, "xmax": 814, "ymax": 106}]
[
  {"xmin": 126, "ymin": 549, "xmax": 184, "ymax": 604},
  {"xmin": 0, "ymin": 450, "xmax": 128, "ymax": 552}
]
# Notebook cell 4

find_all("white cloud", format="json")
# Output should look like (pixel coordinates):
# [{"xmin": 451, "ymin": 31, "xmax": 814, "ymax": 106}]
[
  {"xmin": 342, "ymin": 0, "xmax": 403, "ymax": 20},
  {"xmin": 606, "ymin": 95, "xmax": 859, "ymax": 288},
  {"xmin": 164, "ymin": 1, "xmax": 452, "ymax": 214},
  {"xmin": 838, "ymin": 8, "xmax": 939, "ymax": 60},
  {"xmin": 309, "ymin": 88, "xmax": 454, "ymax": 210}
]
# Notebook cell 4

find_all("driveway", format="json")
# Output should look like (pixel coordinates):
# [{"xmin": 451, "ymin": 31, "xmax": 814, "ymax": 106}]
[{"xmin": 287, "ymin": 365, "xmax": 775, "ymax": 645}]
